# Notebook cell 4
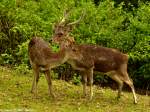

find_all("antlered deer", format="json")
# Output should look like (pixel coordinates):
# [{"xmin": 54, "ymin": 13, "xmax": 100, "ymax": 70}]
[
  {"xmin": 51, "ymin": 11, "xmax": 137, "ymax": 104},
  {"xmin": 28, "ymin": 36, "xmax": 82, "ymax": 97}
]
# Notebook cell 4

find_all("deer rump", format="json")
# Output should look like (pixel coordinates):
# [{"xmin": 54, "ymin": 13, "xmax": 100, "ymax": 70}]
[{"xmin": 28, "ymin": 37, "xmax": 53, "ymax": 68}]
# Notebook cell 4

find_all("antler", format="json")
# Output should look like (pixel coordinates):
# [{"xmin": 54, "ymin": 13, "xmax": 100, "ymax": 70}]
[
  {"xmin": 59, "ymin": 9, "xmax": 86, "ymax": 25},
  {"xmin": 59, "ymin": 9, "xmax": 71, "ymax": 24},
  {"xmin": 67, "ymin": 10, "xmax": 86, "ymax": 26}
]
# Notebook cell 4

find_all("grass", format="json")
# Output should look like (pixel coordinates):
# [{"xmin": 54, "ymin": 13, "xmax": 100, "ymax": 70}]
[{"xmin": 0, "ymin": 66, "xmax": 150, "ymax": 112}]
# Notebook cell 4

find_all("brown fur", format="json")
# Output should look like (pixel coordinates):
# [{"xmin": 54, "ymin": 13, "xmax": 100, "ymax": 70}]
[
  {"xmin": 28, "ymin": 36, "xmax": 82, "ymax": 98},
  {"xmin": 52, "ymin": 21, "xmax": 137, "ymax": 103}
]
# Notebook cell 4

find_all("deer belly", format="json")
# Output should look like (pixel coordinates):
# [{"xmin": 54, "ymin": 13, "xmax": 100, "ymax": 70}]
[
  {"xmin": 39, "ymin": 65, "xmax": 49, "ymax": 71},
  {"xmin": 68, "ymin": 60, "xmax": 84, "ymax": 71},
  {"xmin": 94, "ymin": 63, "xmax": 117, "ymax": 73},
  {"xmin": 68, "ymin": 60, "xmax": 93, "ymax": 71}
]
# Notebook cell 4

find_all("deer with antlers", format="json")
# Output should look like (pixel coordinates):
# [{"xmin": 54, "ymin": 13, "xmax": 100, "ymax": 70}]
[
  {"xmin": 51, "ymin": 11, "xmax": 138, "ymax": 104},
  {"xmin": 28, "ymin": 36, "xmax": 82, "ymax": 97}
]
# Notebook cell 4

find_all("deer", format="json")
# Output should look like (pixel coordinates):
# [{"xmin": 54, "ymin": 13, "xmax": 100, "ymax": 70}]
[
  {"xmin": 51, "ymin": 11, "xmax": 138, "ymax": 104},
  {"xmin": 28, "ymin": 36, "xmax": 82, "ymax": 98}
]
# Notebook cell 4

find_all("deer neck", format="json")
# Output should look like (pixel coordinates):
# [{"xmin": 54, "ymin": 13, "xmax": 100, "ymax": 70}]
[{"xmin": 47, "ymin": 48, "xmax": 69, "ymax": 68}]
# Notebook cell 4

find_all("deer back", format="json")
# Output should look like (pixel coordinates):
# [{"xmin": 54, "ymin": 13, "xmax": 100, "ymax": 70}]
[
  {"xmin": 29, "ymin": 37, "xmax": 83, "ymax": 68},
  {"xmin": 76, "ymin": 44, "xmax": 128, "ymax": 72}
]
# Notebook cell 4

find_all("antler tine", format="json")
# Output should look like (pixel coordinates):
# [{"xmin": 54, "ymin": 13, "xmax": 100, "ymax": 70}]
[
  {"xmin": 60, "ymin": 9, "xmax": 71, "ymax": 24},
  {"xmin": 68, "ymin": 9, "xmax": 86, "ymax": 26}
]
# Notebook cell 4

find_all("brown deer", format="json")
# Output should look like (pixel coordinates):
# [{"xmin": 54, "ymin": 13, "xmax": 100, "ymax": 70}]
[
  {"xmin": 28, "ymin": 36, "xmax": 82, "ymax": 98},
  {"xmin": 51, "ymin": 11, "xmax": 138, "ymax": 104}
]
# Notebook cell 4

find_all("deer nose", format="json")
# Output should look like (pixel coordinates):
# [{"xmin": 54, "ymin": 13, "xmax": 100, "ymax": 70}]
[{"xmin": 49, "ymin": 38, "xmax": 52, "ymax": 43}]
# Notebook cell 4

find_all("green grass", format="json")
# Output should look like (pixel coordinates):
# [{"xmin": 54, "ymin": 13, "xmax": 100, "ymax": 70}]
[{"xmin": 0, "ymin": 66, "xmax": 150, "ymax": 112}]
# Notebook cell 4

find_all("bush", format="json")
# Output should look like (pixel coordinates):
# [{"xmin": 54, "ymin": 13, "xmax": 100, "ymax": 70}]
[{"xmin": 0, "ymin": 0, "xmax": 150, "ymax": 89}]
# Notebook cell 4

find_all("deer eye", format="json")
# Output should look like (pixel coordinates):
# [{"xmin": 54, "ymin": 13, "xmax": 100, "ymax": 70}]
[
  {"xmin": 72, "ymin": 48, "xmax": 77, "ymax": 52},
  {"xmin": 57, "ymin": 32, "xmax": 63, "ymax": 37},
  {"xmin": 59, "ymin": 32, "xmax": 63, "ymax": 35}
]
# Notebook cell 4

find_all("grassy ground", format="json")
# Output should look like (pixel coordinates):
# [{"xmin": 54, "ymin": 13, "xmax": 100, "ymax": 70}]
[{"xmin": 0, "ymin": 67, "xmax": 150, "ymax": 112}]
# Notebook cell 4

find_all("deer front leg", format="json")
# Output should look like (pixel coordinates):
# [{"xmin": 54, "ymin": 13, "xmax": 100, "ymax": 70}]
[
  {"xmin": 87, "ymin": 68, "xmax": 94, "ymax": 101},
  {"xmin": 31, "ymin": 73, "xmax": 36, "ymax": 93},
  {"xmin": 82, "ymin": 72, "xmax": 87, "ymax": 97},
  {"xmin": 44, "ymin": 70, "xmax": 55, "ymax": 98},
  {"xmin": 31, "ymin": 66, "xmax": 40, "ymax": 97}
]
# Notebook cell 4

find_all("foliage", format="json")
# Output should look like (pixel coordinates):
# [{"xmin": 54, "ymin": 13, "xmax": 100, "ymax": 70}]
[
  {"xmin": 0, "ymin": 52, "xmax": 14, "ymax": 65},
  {"xmin": 14, "ymin": 63, "xmax": 31, "ymax": 75},
  {"xmin": 0, "ymin": 0, "xmax": 150, "ymax": 89},
  {"xmin": 15, "ymin": 40, "xmax": 29, "ymax": 65},
  {"xmin": 72, "ymin": 73, "xmax": 82, "ymax": 85}
]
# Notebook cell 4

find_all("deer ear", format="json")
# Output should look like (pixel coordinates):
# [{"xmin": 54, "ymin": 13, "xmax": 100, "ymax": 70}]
[
  {"xmin": 72, "ymin": 47, "xmax": 77, "ymax": 52},
  {"xmin": 69, "ymin": 37, "xmax": 75, "ymax": 44}
]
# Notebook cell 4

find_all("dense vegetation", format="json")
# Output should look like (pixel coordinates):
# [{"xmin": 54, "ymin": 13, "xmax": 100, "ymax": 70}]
[{"xmin": 0, "ymin": 0, "xmax": 150, "ymax": 90}]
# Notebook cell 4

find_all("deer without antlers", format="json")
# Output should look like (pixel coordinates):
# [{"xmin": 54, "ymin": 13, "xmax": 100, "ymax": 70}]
[
  {"xmin": 51, "ymin": 11, "xmax": 137, "ymax": 104},
  {"xmin": 28, "ymin": 36, "xmax": 82, "ymax": 97}
]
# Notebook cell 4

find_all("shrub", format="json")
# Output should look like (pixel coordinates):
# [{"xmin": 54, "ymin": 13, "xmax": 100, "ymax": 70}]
[{"xmin": 0, "ymin": 0, "xmax": 150, "ymax": 89}]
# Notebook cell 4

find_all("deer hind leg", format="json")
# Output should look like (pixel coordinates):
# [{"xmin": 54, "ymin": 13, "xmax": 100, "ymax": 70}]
[
  {"xmin": 44, "ymin": 70, "xmax": 55, "ymax": 98},
  {"xmin": 108, "ymin": 72, "xmax": 123, "ymax": 99},
  {"xmin": 120, "ymin": 64, "xmax": 137, "ymax": 104},
  {"xmin": 123, "ymin": 74, "xmax": 137, "ymax": 104},
  {"xmin": 31, "ymin": 65, "xmax": 40, "ymax": 97}
]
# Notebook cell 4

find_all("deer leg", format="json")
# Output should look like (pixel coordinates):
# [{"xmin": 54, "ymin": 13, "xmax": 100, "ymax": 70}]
[
  {"xmin": 31, "ymin": 66, "xmax": 39, "ymax": 97},
  {"xmin": 87, "ymin": 68, "xmax": 94, "ymax": 101},
  {"xmin": 31, "ymin": 73, "xmax": 36, "ymax": 93},
  {"xmin": 109, "ymin": 74, "xmax": 123, "ymax": 99},
  {"xmin": 119, "ymin": 64, "xmax": 137, "ymax": 104},
  {"xmin": 82, "ymin": 71, "xmax": 87, "ymax": 97},
  {"xmin": 44, "ymin": 70, "xmax": 55, "ymax": 98},
  {"xmin": 124, "ymin": 77, "xmax": 137, "ymax": 104}
]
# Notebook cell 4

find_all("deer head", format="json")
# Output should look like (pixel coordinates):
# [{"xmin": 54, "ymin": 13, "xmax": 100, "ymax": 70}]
[{"xmin": 52, "ymin": 10, "xmax": 85, "ymax": 45}]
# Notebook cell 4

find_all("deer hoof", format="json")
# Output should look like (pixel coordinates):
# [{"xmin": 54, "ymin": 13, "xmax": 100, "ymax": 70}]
[
  {"xmin": 134, "ymin": 100, "xmax": 138, "ymax": 104},
  {"xmin": 50, "ymin": 93, "xmax": 56, "ymax": 99},
  {"xmin": 30, "ymin": 90, "xmax": 34, "ymax": 93}
]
